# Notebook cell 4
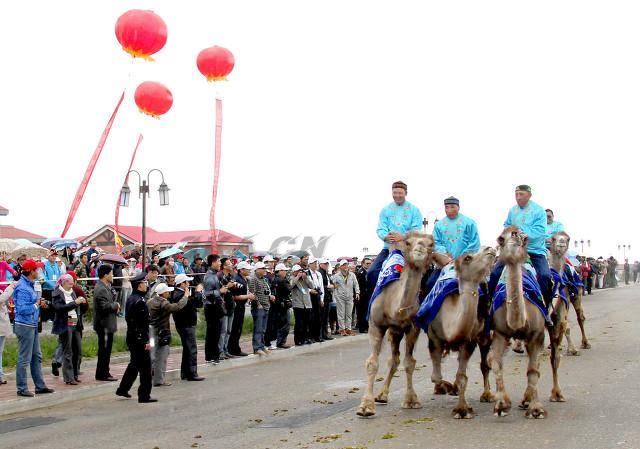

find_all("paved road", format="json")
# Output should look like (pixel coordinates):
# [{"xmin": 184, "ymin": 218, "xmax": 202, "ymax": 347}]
[{"xmin": 1, "ymin": 286, "xmax": 639, "ymax": 449}]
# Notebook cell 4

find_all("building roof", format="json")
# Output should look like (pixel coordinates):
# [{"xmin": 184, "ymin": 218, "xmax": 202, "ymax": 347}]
[
  {"xmin": 82, "ymin": 225, "xmax": 251, "ymax": 246},
  {"xmin": 0, "ymin": 205, "xmax": 8, "ymax": 216},
  {"xmin": 0, "ymin": 225, "xmax": 45, "ymax": 240}
]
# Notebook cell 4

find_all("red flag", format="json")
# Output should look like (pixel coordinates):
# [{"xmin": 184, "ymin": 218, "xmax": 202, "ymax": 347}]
[
  {"xmin": 209, "ymin": 99, "xmax": 223, "ymax": 254},
  {"xmin": 114, "ymin": 134, "xmax": 143, "ymax": 252},
  {"xmin": 61, "ymin": 91, "xmax": 125, "ymax": 237}
]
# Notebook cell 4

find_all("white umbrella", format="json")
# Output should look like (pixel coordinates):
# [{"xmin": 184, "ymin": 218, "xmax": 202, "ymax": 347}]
[
  {"xmin": 0, "ymin": 238, "xmax": 20, "ymax": 254},
  {"xmin": 10, "ymin": 240, "xmax": 49, "ymax": 259}
]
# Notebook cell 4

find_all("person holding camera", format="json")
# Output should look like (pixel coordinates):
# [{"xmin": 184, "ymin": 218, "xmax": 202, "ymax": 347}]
[
  {"xmin": 217, "ymin": 258, "xmax": 237, "ymax": 359},
  {"xmin": 290, "ymin": 264, "xmax": 314, "ymax": 345},
  {"xmin": 203, "ymin": 255, "xmax": 228, "ymax": 364},
  {"xmin": 268, "ymin": 263, "xmax": 293, "ymax": 349},
  {"xmin": 228, "ymin": 261, "xmax": 254, "ymax": 357},
  {"xmin": 247, "ymin": 262, "xmax": 274, "ymax": 355},
  {"xmin": 148, "ymin": 282, "xmax": 189, "ymax": 387},
  {"xmin": 308, "ymin": 257, "xmax": 325, "ymax": 343},
  {"xmin": 93, "ymin": 264, "xmax": 120, "ymax": 381},
  {"xmin": 170, "ymin": 274, "xmax": 205, "ymax": 381}
]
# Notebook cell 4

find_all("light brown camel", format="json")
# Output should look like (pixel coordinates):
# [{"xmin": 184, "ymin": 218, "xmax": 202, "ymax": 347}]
[
  {"xmin": 563, "ymin": 265, "xmax": 591, "ymax": 355},
  {"xmin": 356, "ymin": 231, "xmax": 444, "ymax": 417},
  {"xmin": 546, "ymin": 231, "xmax": 572, "ymax": 402},
  {"xmin": 427, "ymin": 246, "xmax": 497, "ymax": 419},
  {"xmin": 491, "ymin": 226, "xmax": 547, "ymax": 418}
]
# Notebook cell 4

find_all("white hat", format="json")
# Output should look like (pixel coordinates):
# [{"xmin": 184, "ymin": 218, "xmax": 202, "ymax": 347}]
[
  {"xmin": 254, "ymin": 261, "xmax": 267, "ymax": 270},
  {"xmin": 263, "ymin": 255, "xmax": 275, "ymax": 262},
  {"xmin": 338, "ymin": 260, "xmax": 349, "ymax": 266},
  {"xmin": 128, "ymin": 258, "xmax": 137, "ymax": 262},
  {"xmin": 319, "ymin": 258, "xmax": 329, "ymax": 264},
  {"xmin": 155, "ymin": 283, "xmax": 174, "ymax": 295},
  {"xmin": 291, "ymin": 264, "xmax": 303, "ymax": 272},
  {"xmin": 275, "ymin": 263, "xmax": 289, "ymax": 271},
  {"xmin": 236, "ymin": 261, "xmax": 251, "ymax": 270},
  {"xmin": 174, "ymin": 274, "xmax": 193, "ymax": 285},
  {"xmin": 308, "ymin": 256, "xmax": 318, "ymax": 264},
  {"xmin": 90, "ymin": 253, "xmax": 99, "ymax": 259}
]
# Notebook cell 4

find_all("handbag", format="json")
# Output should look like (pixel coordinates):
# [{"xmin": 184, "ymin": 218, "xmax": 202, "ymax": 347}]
[{"xmin": 158, "ymin": 329, "xmax": 172, "ymax": 346}]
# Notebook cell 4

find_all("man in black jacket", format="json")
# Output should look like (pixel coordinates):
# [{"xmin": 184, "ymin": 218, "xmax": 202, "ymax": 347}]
[
  {"xmin": 228, "ymin": 261, "xmax": 254, "ymax": 356},
  {"xmin": 318, "ymin": 259, "xmax": 334, "ymax": 341},
  {"xmin": 170, "ymin": 274, "xmax": 205, "ymax": 381},
  {"xmin": 355, "ymin": 258, "xmax": 372, "ymax": 333},
  {"xmin": 93, "ymin": 264, "xmax": 119, "ymax": 381},
  {"xmin": 116, "ymin": 273, "xmax": 155, "ymax": 403}
]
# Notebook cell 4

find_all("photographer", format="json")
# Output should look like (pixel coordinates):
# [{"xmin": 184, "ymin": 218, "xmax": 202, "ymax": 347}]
[
  {"xmin": 228, "ymin": 262, "xmax": 254, "ymax": 357},
  {"xmin": 247, "ymin": 262, "xmax": 274, "ymax": 355},
  {"xmin": 267, "ymin": 263, "xmax": 293, "ymax": 349},
  {"xmin": 217, "ymin": 258, "xmax": 237, "ymax": 359},
  {"xmin": 289, "ymin": 264, "xmax": 314, "ymax": 346},
  {"xmin": 203, "ymin": 255, "xmax": 228, "ymax": 364}
]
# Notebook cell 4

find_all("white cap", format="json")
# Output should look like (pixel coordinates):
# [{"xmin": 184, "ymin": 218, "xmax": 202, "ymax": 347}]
[
  {"xmin": 308, "ymin": 256, "xmax": 318, "ymax": 264},
  {"xmin": 174, "ymin": 274, "xmax": 193, "ymax": 285},
  {"xmin": 236, "ymin": 261, "xmax": 251, "ymax": 271},
  {"xmin": 263, "ymin": 255, "xmax": 275, "ymax": 262},
  {"xmin": 338, "ymin": 260, "xmax": 349, "ymax": 266},
  {"xmin": 254, "ymin": 261, "xmax": 267, "ymax": 270},
  {"xmin": 155, "ymin": 283, "xmax": 174, "ymax": 295},
  {"xmin": 275, "ymin": 263, "xmax": 289, "ymax": 271},
  {"xmin": 319, "ymin": 258, "xmax": 329, "ymax": 264},
  {"xmin": 291, "ymin": 264, "xmax": 303, "ymax": 272}
]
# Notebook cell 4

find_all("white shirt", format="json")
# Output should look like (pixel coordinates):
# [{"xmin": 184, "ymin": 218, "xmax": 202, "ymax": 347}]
[{"xmin": 309, "ymin": 269, "xmax": 325, "ymax": 302}]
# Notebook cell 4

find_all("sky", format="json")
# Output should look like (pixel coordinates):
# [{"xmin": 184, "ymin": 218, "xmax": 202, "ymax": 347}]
[{"xmin": 0, "ymin": 1, "xmax": 637, "ymax": 261}]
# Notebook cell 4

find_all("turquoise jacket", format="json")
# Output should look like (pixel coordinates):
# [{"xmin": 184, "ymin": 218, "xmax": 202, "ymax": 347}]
[
  {"xmin": 434, "ymin": 213, "xmax": 481, "ymax": 259},
  {"xmin": 545, "ymin": 220, "xmax": 565, "ymax": 239},
  {"xmin": 504, "ymin": 200, "xmax": 547, "ymax": 256},
  {"xmin": 42, "ymin": 260, "xmax": 62, "ymax": 291},
  {"xmin": 376, "ymin": 201, "xmax": 423, "ymax": 249}
]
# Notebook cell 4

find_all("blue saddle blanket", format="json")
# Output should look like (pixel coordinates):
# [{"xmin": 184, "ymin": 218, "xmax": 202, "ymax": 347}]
[
  {"xmin": 367, "ymin": 250, "xmax": 405, "ymax": 320},
  {"xmin": 490, "ymin": 263, "xmax": 549, "ymax": 321},
  {"xmin": 414, "ymin": 264, "xmax": 483, "ymax": 331},
  {"xmin": 550, "ymin": 267, "xmax": 569, "ymax": 308},
  {"xmin": 563, "ymin": 264, "xmax": 583, "ymax": 297}
]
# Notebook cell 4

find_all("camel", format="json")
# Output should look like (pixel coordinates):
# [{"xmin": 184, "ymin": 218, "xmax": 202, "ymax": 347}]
[
  {"xmin": 426, "ymin": 246, "xmax": 497, "ymax": 419},
  {"xmin": 356, "ymin": 231, "xmax": 444, "ymax": 417},
  {"xmin": 563, "ymin": 264, "xmax": 591, "ymax": 355},
  {"xmin": 491, "ymin": 226, "xmax": 548, "ymax": 418},
  {"xmin": 546, "ymin": 231, "xmax": 573, "ymax": 403}
]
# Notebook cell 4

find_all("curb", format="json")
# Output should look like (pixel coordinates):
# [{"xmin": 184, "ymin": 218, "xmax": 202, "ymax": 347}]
[{"xmin": 0, "ymin": 334, "xmax": 367, "ymax": 418}]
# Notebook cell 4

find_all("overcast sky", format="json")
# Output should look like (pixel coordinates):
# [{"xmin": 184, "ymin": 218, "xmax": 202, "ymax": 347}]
[{"xmin": 0, "ymin": 1, "xmax": 637, "ymax": 260}]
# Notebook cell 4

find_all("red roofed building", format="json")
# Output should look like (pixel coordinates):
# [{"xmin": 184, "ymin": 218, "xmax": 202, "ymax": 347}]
[
  {"xmin": 0, "ymin": 225, "xmax": 46, "ymax": 243},
  {"xmin": 0, "ymin": 204, "xmax": 8, "ymax": 216},
  {"xmin": 79, "ymin": 225, "xmax": 252, "ymax": 256}
]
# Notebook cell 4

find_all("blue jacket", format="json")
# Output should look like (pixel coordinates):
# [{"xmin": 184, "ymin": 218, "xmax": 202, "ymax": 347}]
[
  {"xmin": 42, "ymin": 260, "xmax": 62, "ymax": 291},
  {"xmin": 504, "ymin": 200, "xmax": 548, "ymax": 256},
  {"xmin": 376, "ymin": 201, "xmax": 423, "ymax": 249},
  {"xmin": 13, "ymin": 275, "xmax": 40, "ymax": 327}
]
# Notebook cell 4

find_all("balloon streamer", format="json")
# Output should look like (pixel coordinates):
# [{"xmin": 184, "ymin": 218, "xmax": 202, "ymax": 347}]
[
  {"xmin": 114, "ymin": 134, "xmax": 144, "ymax": 252},
  {"xmin": 209, "ymin": 98, "xmax": 223, "ymax": 254},
  {"xmin": 61, "ymin": 91, "xmax": 125, "ymax": 238}
]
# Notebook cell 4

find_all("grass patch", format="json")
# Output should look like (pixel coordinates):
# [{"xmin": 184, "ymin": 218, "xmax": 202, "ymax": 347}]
[
  {"xmin": 402, "ymin": 417, "xmax": 434, "ymax": 425},
  {"xmin": 381, "ymin": 432, "xmax": 397, "ymax": 439}
]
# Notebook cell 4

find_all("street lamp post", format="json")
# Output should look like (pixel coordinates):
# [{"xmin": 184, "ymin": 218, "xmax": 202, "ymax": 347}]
[
  {"xmin": 617, "ymin": 243, "xmax": 631, "ymax": 260},
  {"xmin": 422, "ymin": 218, "xmax": 428, "ymax": 233},
  {"xmin": 574, "ymin": 239, "xmax": 591, "ymax": 254},
  {"xmin": 120, "ymin": 169, "xmax": 170, "ymax": 270}
]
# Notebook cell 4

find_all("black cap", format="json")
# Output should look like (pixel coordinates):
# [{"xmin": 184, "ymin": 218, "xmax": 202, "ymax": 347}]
[{"xmin": 130, "ymin": 272, "xmax": 147, "ymax": 285}]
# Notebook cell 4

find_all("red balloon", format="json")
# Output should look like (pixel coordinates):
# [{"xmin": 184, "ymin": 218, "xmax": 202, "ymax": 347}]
[
  {"xmin": 115, "ymin": 10, "xmax": 167, "ymax": 60},
  {"xmin": 197, "ymin": 46, "xmax": 235, "ymax": 81},
  {"xmin": 134, "ymin": 81, "xmax": 173, "ymax": 118}
]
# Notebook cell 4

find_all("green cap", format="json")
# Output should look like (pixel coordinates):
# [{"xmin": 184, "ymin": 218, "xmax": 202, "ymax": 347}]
[{"xmin": 515, "ymin": 184, "xmax": 532, "ymax": 193}]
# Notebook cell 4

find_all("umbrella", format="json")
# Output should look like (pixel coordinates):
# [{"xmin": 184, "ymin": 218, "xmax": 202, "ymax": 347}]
[
  {"xmin": 120, "ymin": 244, "xmax": 137, "ymax": 254},
  {"xmin": 0, "ymin": 238, "xmax": 20, "ymax": 254},
  {"xmin": 251, "ymin": 250, "xmax": 269, "ymax": 258},
  {"xmin": 157, "ymin": 247, "xmax": 183, "ymax": 259},
  {"xmin": 42, "ymin": 238, "xmax": 80, "ymax": 249},
  {"xmin": 98, "ymin": 253, "xmax": 128, "ymax": 265},
  {"xmin": 183, "ymin": 247, "xmax": 210, "ymax": 261},
  {"xmin": 10, "ymin": 240, "xmax": 48, "ymax": 259},
  {"xmin": 288, "ymin": 250, "xmax": 309, "ymax": 258},
  {"xmin": 233, "ymin": 249, "xmax": 248, "ymax": 260}
]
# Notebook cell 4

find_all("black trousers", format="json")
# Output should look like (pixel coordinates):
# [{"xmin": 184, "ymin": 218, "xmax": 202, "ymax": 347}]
[
  {"xmin": 320, "ymin": 300, "xmax": 331, "ymax": 338},
  {"xmin": 117, "ymin": 342, "xmax": 152, "ymax": 400},
  {"xmin": 204, "ymin": 305, "xmax": 222, "ymax": 361},
  {"xmin": 293, "ymin": 307, "xmax": 310, "ymax": 345},
  {"xmin": 176, "ymin": 326, "xmax": 198, "ymax": 379},
  {"xmin": 266, "ymin": 303, "xmax": 289, "ymax": 345},
  {"xmin": 310, "ymin": 295, "xmax": 322, "ymax": 340},
  {"xmin": 356, "ymin": 296, "xmax": 370, "ymax": 333},
  {"xmin": 58, "ymin": 327, "xmax": 82, "ymax": 383},
  {"xmin": 227, "ymin": 300, "xmax": 246, "ymax": 355},
  {"xmin": 95, "ymin": 329, "xmax": 114, "ymax": 380}
]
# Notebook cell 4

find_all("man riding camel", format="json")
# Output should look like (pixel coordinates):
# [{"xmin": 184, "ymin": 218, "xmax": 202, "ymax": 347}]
[
  {"xmin": 367, "ymin": 181, "xmax": 423, "ymax": 288},
  {"xmin": 488, "ymin": 184, "xmax": 554, "ymax": 327}
]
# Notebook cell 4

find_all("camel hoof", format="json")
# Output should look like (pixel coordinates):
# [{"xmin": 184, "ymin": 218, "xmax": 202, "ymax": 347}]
[
  {"xmin": 566, "ymin": 348, "xmax": 580, "ymax": 356},
  {"xmin": 374, "ymin": 392, "xmax": 388, "ymax": 404},
  {"xmin": 581, "ymin": 342, "xmax": 591, "ymax": 349},
  {"xmin": 550, "ymin": 391, "xmax": 566, "ymax": 403},
  {"xmin": 433, "ymin": 381, "xmax": 455, "ymax": 395},
  {"xmin": 356, "ymin": 399, "xmax": 376, "ymax": 417},
  {"xmin": 401, "ymin": 399, "xmax": 423, "ymax": 409},
  {"xmin": 479, "ymin": 391, "xmax": 495, "ymax": 403},
  {"xmin": 494, "ymin": 399, "xmax": 511, "ymax": 417},
  {"xmin": 525, "ymin": 402, "xmax": 546, "ymax": 419},
  {"xmin": 452, "ymin": 406, "xmax": 474, "ymax": 419}
]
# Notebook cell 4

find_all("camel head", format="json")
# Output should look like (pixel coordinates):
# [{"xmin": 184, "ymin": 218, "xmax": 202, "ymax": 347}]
[
  {"xmin": 455, "ymin": 246, "xmax": 497, "ymax": 283},
  {"xmin": 549, "ymin": 231, "xmax": 570, "ymax": 258},
  {"xmin": 395, "ymin": 231, "xmax": 434, "ymax": 270},
  {"xmin": 497, "ymin": 226, "xmax": 528, "ymax": 265}
]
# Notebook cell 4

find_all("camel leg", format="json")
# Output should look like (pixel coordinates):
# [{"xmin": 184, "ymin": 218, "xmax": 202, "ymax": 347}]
[
  {"xmin": 401, "ymin": 326, "xmax": 422, "ymax": 409},
  {"xmin": 429, "ymin": 337, "xmax": 456, "ymax": 395},
  {"xmin": 572, "ymin": 295, "xmax": 590, "ymax": 349},
  {"xmin": 549, "ymin": 309, "xmax": 567, "ymax": 403},
  {"xmin": 357, "ymin": 325, "xmax": 386, "ymax": 417},
  {"xmin": 521, "ymin": 333, "xmax": 546, "ymax": 418},
  {"xmin": 491, "ymin": 333, "xmax": 511, "ymax": 417},
  {"xmin": 478, "ymin": 336, "xmax": 494, "ymax": 403},
  {"xmin": 452, "ymin": 341, "xmax": 476, "ymax": 419},
  {"xmin": 564, "ymin": 325, "xmax": 580, "ymax": 356},
  {"xmin": 374, "ymin": 329, "xmax": 403, "ymax": 404}
]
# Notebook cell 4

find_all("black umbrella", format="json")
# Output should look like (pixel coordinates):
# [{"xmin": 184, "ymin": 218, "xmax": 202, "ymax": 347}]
[{"xmin": 288, "ymin": 250, "xmax": 309, "ymax": 258}]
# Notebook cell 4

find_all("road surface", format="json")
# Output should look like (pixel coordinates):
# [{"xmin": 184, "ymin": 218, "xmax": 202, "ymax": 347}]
[{"xmin": 1, "ymin": 285, "xmax": 638, "ymax": 449}]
